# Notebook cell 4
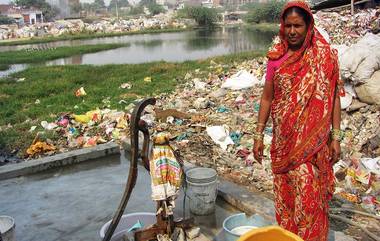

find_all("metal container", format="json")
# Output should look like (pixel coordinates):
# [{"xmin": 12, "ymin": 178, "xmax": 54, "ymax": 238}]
[
  {"xmin": 223, "ymin": 213, "xmax": 272, "ymax": 241},
  {"xmin": 0, "ymin": 216, "xmax": 15, "ymax": 241}
]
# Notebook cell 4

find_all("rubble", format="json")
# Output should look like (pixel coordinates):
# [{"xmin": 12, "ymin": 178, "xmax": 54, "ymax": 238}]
[{"xmin": 314, "ymin": 8, "xmax": 380, "ymax": 45}]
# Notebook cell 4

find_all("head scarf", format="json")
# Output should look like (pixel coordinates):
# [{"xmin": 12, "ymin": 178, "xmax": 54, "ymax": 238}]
[{"xmin": 268, "ymin": 1, "xmax": 343, "ymax": 174}]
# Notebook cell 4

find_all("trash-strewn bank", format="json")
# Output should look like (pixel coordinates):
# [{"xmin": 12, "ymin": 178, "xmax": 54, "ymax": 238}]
[
  {"xmin": 0, "ymin": 13, "xmax": 191, "ymax": 45},
  {"xmin": 0, "ymin": 52, "xmax": 263, "ymax": 163}
]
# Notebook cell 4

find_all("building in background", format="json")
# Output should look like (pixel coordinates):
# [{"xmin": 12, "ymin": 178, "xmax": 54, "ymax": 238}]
[
  {"xmin": 219, "ymin": 0, "xmax": 261, "ymax": 7},
  {"xmin": 0, "ymin": 4, "xmax": 43, "ymax": 25},
  {"xmin": 201, "ymin": 0, "xmax": 214, "ymax": 8},
  {"xmin": 183, "ymin": 0, "xmax": 263, "ymax": 7},
  {"xmin": 185, "ymin": 0, "xmax": 203, "ymax": 6}
]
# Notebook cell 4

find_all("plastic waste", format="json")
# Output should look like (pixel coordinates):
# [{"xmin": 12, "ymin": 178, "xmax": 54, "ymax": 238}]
[
  {"xmin": 217, "ymin": 106, "xmax": 229, "ymax": 113},
  {"xmin": 26, "ymin": 141, "xmax": 56, "ymax": 157},
  {"xmin": 144, "ymin": 76, "xmax": 152, "ymax": 82},
  {"xmin": 75, "ymin": 87, "xmax": 87, "ymax": 97},
  {"xmin": 235, "ymin": 94, "xmax": 246, "ymax": 105},
  {"xmin": 57, "ymin": 116, "xmax": 69, "ymax": 127},
  {"xmin": 120, "ymin": 83, "xmax": 132, "ymax": 89},
  {"xmin": 206, "ymin": 125, "xmax": 234, "ymax": 151},
  {"xmin": 230, "ymin": 131, "xmax": 242, "ymax": 145},
  {"xmin": 41, "ymin": 121, "xmax": 58, "ymax": 130},
  {"xmin": 73, "ymin": 114, "xmax": 91, "ymax": 124},
  {"xmin": 193, "ymin": 79, "xmax": 207, "ymax": 90},
  {"xmin": 193, "ymin": 97, "xmax": 209, "ymax": 109},
  {"xmin": 221, "ymin": 70, "xmax": 260, "ymax": 90},
  {"xmin": 127, "ymin": 220, "xmax": 143, "ymax": 232}
]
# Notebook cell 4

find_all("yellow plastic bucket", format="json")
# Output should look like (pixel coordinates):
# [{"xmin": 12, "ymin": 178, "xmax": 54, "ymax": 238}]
[{"xmin": 237, "ymin": 226, "xmax": 304, "ymax": 241}]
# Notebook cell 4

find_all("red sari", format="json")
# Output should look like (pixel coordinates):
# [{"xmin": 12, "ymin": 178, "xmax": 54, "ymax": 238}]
[{"xmin": 267, "ymin": 1, "xmax": 343, "ymax": 240}]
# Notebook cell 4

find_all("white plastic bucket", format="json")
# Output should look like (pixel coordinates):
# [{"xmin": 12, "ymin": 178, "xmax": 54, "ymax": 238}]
[
  {"xmin": 186, "ymin": 167, "xmax": 218, "ymax": 215},
  {"xmin": 0, "ymin": 216, "xmax": 15, "ymax": 241},
  {"xmin": 99, "ymin": 212, "xmax": 156, "ymax": 241}
]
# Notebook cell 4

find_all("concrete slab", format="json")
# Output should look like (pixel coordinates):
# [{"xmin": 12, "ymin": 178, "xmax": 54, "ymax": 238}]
[{"xmin": 0, "ymin": 142, "xmax": 120, "ymax": 181}]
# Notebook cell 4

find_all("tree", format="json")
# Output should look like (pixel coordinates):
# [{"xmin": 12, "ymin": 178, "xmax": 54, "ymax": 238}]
[
  {"xmin": 128, "ymin": 5, "xmax": 144, "ymax": 15},
  {"xmin": 244, "ymin": 0, "xmax": 286, "ymax": 24},
  {"xmin": 108, "ymin": 0, "xmax": 130, "ymax": 14},
  {"xmin": 14, "ymin": 0, "xmax": 58, "ymax": 21},
  {"xmin": 93, "ymin": 0, "xmax": 105, "ymax": 9},
  {"xmin": 109, "ymin": 0, "xmax": 129, "ymax": 10},
  {"xmin": 70, "ymin": 1, "xmax": 82, "ymax": 14},
  {"xmin": 147, "ymin": 3, "xmax": 166, "ymax": 16},
  {"xmin": 185, "ymin": 7, "xmax": 220, "ymax": 27},
  {"xmin": 139, "ymin": 0, "xmax": 155, "ymax": 6}
]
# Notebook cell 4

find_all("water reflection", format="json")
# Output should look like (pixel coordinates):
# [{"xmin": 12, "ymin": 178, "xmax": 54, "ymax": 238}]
[
  {"xmin": 0, "ymin": 64, "xmax": 28, "ymax": 78},
  {"xmin": 1, "ymin": 27, "xmax": 277, "ymax": 77},
  {"xmin": 185, "ymin": 28, "xmax": 220, "ymax": 51},
  {"xmin": 134, "ymin": 39, "xmax": 164, "ymax": 49}
]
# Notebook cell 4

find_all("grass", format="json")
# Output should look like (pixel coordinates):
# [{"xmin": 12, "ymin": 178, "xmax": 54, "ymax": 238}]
[
  {"xmin": 0, "ymin": 51, "xmax": 264, "ymax": 156},
  {"xmin": 0, "ymin": 43, "xmax": 128, "ymax": 64},
  {"xmin": 0, "ymin": 27, "xmax": 190, "ymax": 47},
  {"xmin": 0, "ymin": 64, "xmax": 10, "ymax": 71},
  {"xmin": 244, "ymin": 22, "xmax": 279, "ymax": 32}
]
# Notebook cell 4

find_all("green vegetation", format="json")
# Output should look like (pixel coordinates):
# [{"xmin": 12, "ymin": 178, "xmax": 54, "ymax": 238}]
[
  {"xmin": 93, "ymin": 0, "xmax": 106, "ymax": 9},
  {"xmin": 179, "ymin": 7, "xmax": 221, "ymax": 27},
  {"xmin": 243, "ymin": 0, "xmax": 286, "ymax": 24},
  {"xmin": 0, "ymin": 27, "xmax": 190, "ymax": 47},
  {"xmin": 0, "ymin": 44, "xmax": 127, "ymax": 65},
  {"xmin": 0, "ymin": 51, "xmax": 264, "ymax": 156},
  {"xmin": 108, "ymin": 0, "xmax": 130, "ymax": 16},
  {"xmin": 128, "ymin": 5, "xmax": 145, "ymax": 15},
  {"xmin": 69, "ymin": 0, "xmax": 82, "ymax": 15},
  {"xmin": 0, "ymin": 64, "xmax": 10, "ymax": 71},
  {"xmin": 147, "ymin": 3, "xmax": 167, "ymax": 16},
  {"xmin": 0, "ymin": 15, "xmax": 15, "ymax": 25}
]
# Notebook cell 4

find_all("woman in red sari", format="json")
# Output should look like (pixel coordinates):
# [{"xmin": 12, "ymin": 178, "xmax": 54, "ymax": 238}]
[{"xmin": 253, "ymin": 1, "xmax": 344, "ymax": 241}]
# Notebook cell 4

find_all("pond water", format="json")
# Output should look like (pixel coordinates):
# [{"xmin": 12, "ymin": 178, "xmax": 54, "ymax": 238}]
[{"xmin": 0, "ymin": 26, "xmax": 276, "ymax": 77}]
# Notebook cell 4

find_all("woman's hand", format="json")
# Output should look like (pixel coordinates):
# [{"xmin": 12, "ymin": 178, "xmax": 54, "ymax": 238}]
[
  {"xmin": 329, "ymin": 140, "xmax": 341, "ymax": 164},
  {"xmin": 253, "ymin": 140, "xmax": 264, "ymax": 164}
]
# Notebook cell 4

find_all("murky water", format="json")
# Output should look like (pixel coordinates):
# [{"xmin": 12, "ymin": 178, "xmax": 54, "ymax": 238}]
[{"xmin": 0, "ymin": 26, "xmax": 276, "ymax": 77}]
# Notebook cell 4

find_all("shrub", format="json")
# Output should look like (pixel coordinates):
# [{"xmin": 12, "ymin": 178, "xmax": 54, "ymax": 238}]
[
  {"xmin": 244, "ymin": 0, "xmax": 286, "ymax": 24},
  {"xmin": 184, "ymin": 6, "xmax": 221, "ymax": 26},
  {"xmin": 148, "ymin": 3, "xmax": 166, "ymax": 16},
  {"xmin": 0, "ymin": 15, "xmax": 15, "ymax": 25}
]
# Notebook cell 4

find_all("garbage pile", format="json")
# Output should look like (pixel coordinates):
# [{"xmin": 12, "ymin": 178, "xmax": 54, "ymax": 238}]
[
  {"xmin": 0, "ymin": 15, "xmax": 188, "ymax": 40},
  {"xmin": 314, "ymin": 8, "xmax": 380, "ymax": 45},
  {"xmin": 330, "ymin": 30, "xmax": 380, "ymax": 215},
  {"xmin": 25, "ymin": 107, "xmax": 131, "ymax": 158},
  {"xmin": 314, "ymin": 10, "xmax": 380, "ymax": 214}
]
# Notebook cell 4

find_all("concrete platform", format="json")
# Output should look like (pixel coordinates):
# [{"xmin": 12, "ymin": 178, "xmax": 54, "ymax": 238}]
[{"xmin": 0, "ymin": 144, "xmax": 357, "ymax": 241}]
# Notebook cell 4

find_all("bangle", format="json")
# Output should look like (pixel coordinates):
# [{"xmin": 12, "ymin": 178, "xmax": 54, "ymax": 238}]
[
  {"xmin": 253, "ymin": 132, "xmax": 264, "ymax": 141},
  {"xmin": 331, "ymin": 129, "xmax": 344, "ymax": 142},
  {"xmin": 256, "ymin": 123, "xmax": 266, "ymax": 128}
]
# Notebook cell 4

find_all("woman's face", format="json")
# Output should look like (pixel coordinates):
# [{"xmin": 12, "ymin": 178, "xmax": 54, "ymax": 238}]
[{"xmin": 284, "ymin": 11, "xmax": 308, "ymax": 50}]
